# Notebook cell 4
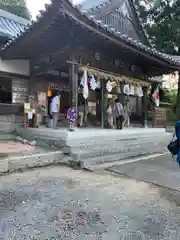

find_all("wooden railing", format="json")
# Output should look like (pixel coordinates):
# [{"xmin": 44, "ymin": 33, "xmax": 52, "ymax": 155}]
[{"xmin": 148, "ymin": 107, "xmax": 167, "ymax": 127}]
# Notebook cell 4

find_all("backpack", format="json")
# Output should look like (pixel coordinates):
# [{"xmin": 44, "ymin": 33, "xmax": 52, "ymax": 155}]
[{"xmin": 167, "ymin": 133, "xmax": 179, "ymax": 156}]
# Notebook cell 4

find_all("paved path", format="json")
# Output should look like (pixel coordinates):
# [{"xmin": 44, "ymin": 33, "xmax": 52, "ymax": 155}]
[
  {"xmin": 0, "ymin": 166, "xmax": 180, "ymax": 239},
  {"xmin": 108, "ymin": 154, "xmax": 180, "ymax": 191}
]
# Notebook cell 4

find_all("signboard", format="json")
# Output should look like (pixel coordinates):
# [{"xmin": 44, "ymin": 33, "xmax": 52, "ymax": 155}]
[
  {"xmin": 24, "ymin": 103, "xmax": 30, "ymax": 111},
  {"xmin": 38, "ymin": 92, "xmax": 47, "ymax": 105}
]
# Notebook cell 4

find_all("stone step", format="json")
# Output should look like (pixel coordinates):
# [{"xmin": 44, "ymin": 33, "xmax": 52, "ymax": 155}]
[
  {"xmin": 66, "ymin": 133, "xmax": 171, "ymax": 146},
  {"xmin": 70, "ymin": 141, "xmax": 167, "ymax": 160},
  {"xmin": 0, "ymin": 150, "xmax": 67, "ymax": 174},
  {"xmin": 75, "ymin": 145, "xmax": 167, "ymax": 169},
  {"xmin": 69, "ymin": 133, "xmax": 169, "ymax": 150},
  {"xmin": 15, "ymin": 127, "xmax": 171, "ymax": 171},
  {"xmin": 14, "ymin": 133, "xmax": 67, "ymax": 150},
  {"xmin": 0, "ymin": 134, "xmax": 16, "ymax": 141},
  {"xmin": 84, "ymin": 152, "xmax": 169, "ymax": 171}
]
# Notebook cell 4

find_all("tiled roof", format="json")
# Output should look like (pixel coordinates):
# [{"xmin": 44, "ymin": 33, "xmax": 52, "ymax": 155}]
[
  {"xmin": 1, "ymin": 0, "xmax": 180, "ymax": 68},
  {"xmin": 79, "ymin": 0, "xmax": 149, "ymax": 43},
  {"xmin": 0, "ymin": 9, "xmax": 29, "ymax": 38}
]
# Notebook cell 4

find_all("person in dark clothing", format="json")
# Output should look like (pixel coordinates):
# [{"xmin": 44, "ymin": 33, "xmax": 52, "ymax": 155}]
[{"xmin": 114, "ymin": 98, "xmax": 124, "ymax": 130}]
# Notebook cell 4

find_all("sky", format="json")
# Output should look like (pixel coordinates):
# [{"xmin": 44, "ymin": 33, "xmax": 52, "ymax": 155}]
[
  {"xmin": 26, "ymin": 0, "xmax": 50, "ymax": 19},
  {"xmin": 26, "ymin": 0, "xmax": 83, "ymax": 19}
]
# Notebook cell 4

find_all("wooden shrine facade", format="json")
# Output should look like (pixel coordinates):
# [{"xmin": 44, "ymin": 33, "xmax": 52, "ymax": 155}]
[{"xmin": 1, "ymin": 0, "xmax": 180, "ymax": 127}]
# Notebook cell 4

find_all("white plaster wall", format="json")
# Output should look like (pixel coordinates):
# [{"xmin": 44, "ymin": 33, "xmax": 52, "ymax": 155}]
[{"xmin": 0, "ymin": 58, "xmax": 29, "ymax": 76}]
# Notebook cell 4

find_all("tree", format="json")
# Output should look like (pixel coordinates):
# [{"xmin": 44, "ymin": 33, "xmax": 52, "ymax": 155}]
[
  {"xmin": 136, "ymin": 0, "xmax": 180, "ymax": 118},
  {"xmin": 0, "ymin": 0, "xmax": 31, "ymax": 20}
]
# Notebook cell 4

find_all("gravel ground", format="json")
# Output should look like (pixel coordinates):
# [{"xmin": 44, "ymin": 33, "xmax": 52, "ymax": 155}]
[{"xmin": 0, "ymin": 166, "xmax": 180, "ymax": 239}]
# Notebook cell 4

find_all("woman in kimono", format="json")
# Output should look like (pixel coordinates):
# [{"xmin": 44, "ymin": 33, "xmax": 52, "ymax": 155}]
[{"xmin": 67, "ymin": 102, "xmax": 76, "ymax": 131}]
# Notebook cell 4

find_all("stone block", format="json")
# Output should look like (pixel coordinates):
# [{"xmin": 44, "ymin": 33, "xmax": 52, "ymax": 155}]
[
  {"xmin": 0, "ymin": 158, "xmax": 8, "ymax": 173},
  {"xmin": 0, "ymin": 123, "xmax": 15, "ymax": 133},
  {"xmin": 7, "ymin": 151, "xmax": 65, "ymax": 172}
]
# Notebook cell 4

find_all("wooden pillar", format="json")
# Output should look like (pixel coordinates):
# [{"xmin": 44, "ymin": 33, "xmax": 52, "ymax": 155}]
[
  {"xmin": 136, "ymin": 96, "xmax": 141, "ymax": 116},
  {"xmin": 69, "ymin": 62, "xmax": 78, "ymax": 126},
  {"xmin": 142, "ymin": 86, "xmax": 148, "ymax": 128},
  {"xmin": 29, "ymin": 60, "xmax": 36, "ymax": 97},
  {"xmin": 101, "ymin": 79, "xmax": 105, "ymax": 128},
  {"xmin": 151, "ymin": 83, "xmax": 158, "ymax": 127},
  {"xmin": 119, "ymin": 82, "xmax": 125, "ymax": 103}
]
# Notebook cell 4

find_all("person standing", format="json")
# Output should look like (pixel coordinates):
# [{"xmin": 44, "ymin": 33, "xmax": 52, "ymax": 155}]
[
  {"xmin": 67, "ymin": 102, "xmax": 76, "ymax": 131},
  {"xmin": 124, "ymin": 99, "xmax": 131, "ymax": 127},
  {"xmin": 47, "ymin": 89, "xmax": 53, "ymax": 128},
  {"xmin": 51, "ymin": 91, "xmax": 60, "ymax": 129},
  {"xmin": 107, "ymin": 99, "xmax": 114, "ymax": 128},
  {"xmin": 114, "ymin": 98, "xmax": 124, "ymax": 130}
]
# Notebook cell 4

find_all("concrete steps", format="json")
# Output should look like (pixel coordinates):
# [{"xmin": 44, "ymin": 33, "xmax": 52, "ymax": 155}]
[
  {"xmin": 68, "ymin": 132, "xmax": 171, "ymax": 169},
  {"xmin": 16, "ymin": 127, "xmax": 172, "ymax": 170},
  {"xmin": 0, "ymin": 150, "xmax": 68, "ymax": 174}
]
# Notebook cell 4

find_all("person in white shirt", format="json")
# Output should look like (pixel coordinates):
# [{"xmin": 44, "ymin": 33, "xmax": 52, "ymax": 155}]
[{"xmin": 51, "ymin": 91, "xmax": 60, "ymax": 129}]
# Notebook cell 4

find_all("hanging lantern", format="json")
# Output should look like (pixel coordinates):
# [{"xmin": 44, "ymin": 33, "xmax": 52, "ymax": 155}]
[{"xmin": 47, "ymin": 88, "xmax": 52, "ymax": 97}]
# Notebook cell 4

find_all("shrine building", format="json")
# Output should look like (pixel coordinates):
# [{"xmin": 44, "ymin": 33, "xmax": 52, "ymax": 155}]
[{"xmin": 1, "ymin": 0, "xmax": 180, "ymax": 129}]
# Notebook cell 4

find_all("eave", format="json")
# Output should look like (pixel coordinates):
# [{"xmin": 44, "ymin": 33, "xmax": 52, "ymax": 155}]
[{"xmin": 1, "ymin": 0, "xmax": 180, "ymax": 72}]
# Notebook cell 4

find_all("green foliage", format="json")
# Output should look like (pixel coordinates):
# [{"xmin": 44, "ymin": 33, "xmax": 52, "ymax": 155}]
[
  {"xmin": 136, "ymin": 0, "xmax": 180, "ymax": 118},
  {"xmin": 166, "ymin": 107, "xmax": 177, "ymax": 125},
  {"xmin": 0, "ymin": 0, "xmax": 31, "ymax": 20},
  {"xmin": 136, "ymin": 0, "xmax": 180, "ymax": 54},
  {"xmin": 159, "ymin": 88, "xmax": 178, "ymax": 124},
  {"xmin": 159, "ymin": 88, "xmax": 177, "ymax": 104}
]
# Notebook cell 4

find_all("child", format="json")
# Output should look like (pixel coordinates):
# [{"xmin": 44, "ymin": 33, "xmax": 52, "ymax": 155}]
[{"xmin": 67, "ymin": 103, "xmax": 76, "ymax": 131}]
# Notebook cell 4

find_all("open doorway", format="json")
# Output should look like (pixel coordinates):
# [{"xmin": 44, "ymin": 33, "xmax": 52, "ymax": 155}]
[{"xmin": 0, "ymin": 76, "xmax": 12, "ymax": 104}]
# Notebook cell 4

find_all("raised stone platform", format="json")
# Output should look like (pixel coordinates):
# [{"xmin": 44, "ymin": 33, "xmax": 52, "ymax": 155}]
[
  {"xmin": 15, "ymin": 127, "xmax": 172, "ymax": 169},
  {"xmin": 0, "ymin": 140, "xmax": 66, "ymax": 174}
]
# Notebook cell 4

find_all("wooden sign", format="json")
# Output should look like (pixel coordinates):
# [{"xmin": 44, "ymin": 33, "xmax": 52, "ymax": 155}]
[{"xmin": 38, "ymin": 92, "xmax": 47, "ymax": 105}]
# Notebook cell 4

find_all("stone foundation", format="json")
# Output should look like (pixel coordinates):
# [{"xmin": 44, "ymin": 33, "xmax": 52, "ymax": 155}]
[
  {"xmin": 15, "ymin": 127, "xmax": 171, "ymax": 170},
  {"xmin": 0, "ymin": 114, "xmax": 23, "ymax": 134}
]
